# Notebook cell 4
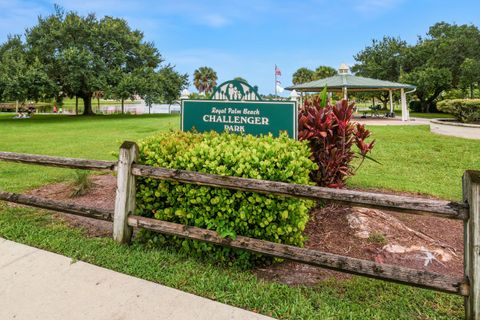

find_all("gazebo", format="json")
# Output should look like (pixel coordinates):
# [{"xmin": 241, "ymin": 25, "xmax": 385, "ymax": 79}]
[{"xmin": 286, "ymin": 64, "xmax": 416, "ymax": 121}]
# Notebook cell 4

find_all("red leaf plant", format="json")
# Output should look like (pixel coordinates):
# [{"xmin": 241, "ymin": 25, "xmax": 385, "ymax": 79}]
[{"xmin": 299, "ymin": 98, "xmax": 375, "ymax": 188}]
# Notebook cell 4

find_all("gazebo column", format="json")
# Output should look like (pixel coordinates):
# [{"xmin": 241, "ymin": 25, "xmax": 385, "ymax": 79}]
[
  {"xmin": 400, "ymin": 88, "xmax": 408, "ymax": 121},
  {"xmin": 389, "ymin": 90, "xmax": 394, "ymax": 116},
  {"xmin": 343, "ymin": 87, "xmax": 348, "ymax": 100}
]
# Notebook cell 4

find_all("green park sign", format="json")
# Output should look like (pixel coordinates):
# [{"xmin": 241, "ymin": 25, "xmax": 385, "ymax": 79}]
[{"xmin": 181, "ymin": 80, "xmax": 298, "ymax": 139}]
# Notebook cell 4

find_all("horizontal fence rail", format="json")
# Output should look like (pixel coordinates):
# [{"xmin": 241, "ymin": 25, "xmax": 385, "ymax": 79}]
[
  {"xmin": 0, "ymin": 151, "xmax": 116, "ymax": 171},
  {"xmin": 0, "ymin": 151, "xmax": 467, "ymax": 219},
  {"xmin": 0, "ymin": 190, "xmax": 467, "ymax": 296},
  {"xmin": 0, "ymin": 191, "xmax": 113, "ymax": 221},
  {"xmin": 132, "ymin": 164, "xmax": 468, "ymax": 220},
  {"xmin": 128, "ymin": 215, "xmax": 467, "ymax": 295}
]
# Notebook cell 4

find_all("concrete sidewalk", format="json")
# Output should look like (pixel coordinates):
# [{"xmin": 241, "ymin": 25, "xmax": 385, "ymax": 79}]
[{"xmin": 0, "ymin": 238, "xmax": 274, "ymax": 320}]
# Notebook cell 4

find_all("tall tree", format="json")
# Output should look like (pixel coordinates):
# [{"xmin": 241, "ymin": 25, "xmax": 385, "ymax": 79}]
[
  {"xmin": 20, "ymin": 6, "xmax": 184, "ymax": 115},
  {"xmin": 0, "ymin": 35, "xmax": 54, "ymax": 107},
  {"xmin": 422, "ymin": 22, "xmax": 480, "ymax": 86},
  {"xmin": 352, "ymin": 36, "xmax": 407, "ymax": 82},
  {"xmin": 459, "ymin": 58, "xmax": 480, "ymax": 98},
  {"xmin": 139, "ymin": 66, "xmax": 188, "ymax": 111},
  {"xmin": 314, "ymin": 66, "xmax": 337, "ymax": 79},
  {"xmin": 401, "ymin": 67, "xmax": 452, "ymax": 112},
  {"xmin": 352, "ymin": 36, "xmax": 407, "ymax": 108},
  {"xmin": 193, "ymin": 66, "xmax": 217, "ymax": 94},
  {"xmin": 292, "ymin": 67, "xmax": 314, "ymax": 85}
]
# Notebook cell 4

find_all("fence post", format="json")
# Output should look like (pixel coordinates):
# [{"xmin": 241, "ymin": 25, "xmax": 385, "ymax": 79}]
[
  {"xmin": 463, "ymin": 170, "xmax": 480, "ymax": 319},
  {"xmin": 113, "ymin": 141, "xmax": 138, "ymax": 244}
]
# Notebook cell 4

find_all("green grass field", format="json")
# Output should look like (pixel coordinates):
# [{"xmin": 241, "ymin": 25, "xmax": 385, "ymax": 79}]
[{"xmin": 0, "ymin": 113, "xmax": 478, "ymax": 319}]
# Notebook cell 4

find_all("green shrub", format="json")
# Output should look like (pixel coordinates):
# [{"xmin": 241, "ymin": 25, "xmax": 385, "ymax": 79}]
[
  {"xmin": 437, "ymin": 99, "xmax": 480, "ymax": 123},
  {"xmin": 69, "ymin": 170, "xmax": 92, "ymax": 197},
  {"xmin": 409, "ymin": 100, "xmax": 439, "ymax": 113},
  {"xmin": 135, "ymin": 131, "xmax": 317, "ymax": 267}
]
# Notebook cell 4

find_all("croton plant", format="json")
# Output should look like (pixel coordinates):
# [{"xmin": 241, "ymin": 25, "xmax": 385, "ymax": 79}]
[{"xmin": 298, "ymin": 94, "xmax": 375, "ymax": 188}]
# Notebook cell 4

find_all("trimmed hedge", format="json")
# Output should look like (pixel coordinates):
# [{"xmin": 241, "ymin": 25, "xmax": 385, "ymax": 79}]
[
  {"xmin": 437, "ymin": 99, "xmax": 480, "ymax": 123},
  {"xmin": 135, "ymin": 131, "xmax": 317, "ymax": 266}
]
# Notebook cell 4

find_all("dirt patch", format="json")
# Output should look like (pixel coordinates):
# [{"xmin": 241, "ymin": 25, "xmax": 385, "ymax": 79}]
[
  {"xmin": 256, "ymin": 203, "xmax": 463, "ymax": 285},
  {"xmin": 26, "ymin": 174, "xmax": 115, "ymax": 237},
  {"xmin": 24, "ymin": 175, "xmax": 463, "ymax": 286}
]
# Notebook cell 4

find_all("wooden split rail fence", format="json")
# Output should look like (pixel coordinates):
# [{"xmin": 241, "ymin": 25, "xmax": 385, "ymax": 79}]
[{"xmin": 0, "ymin": 141, "xmax": 479, "ymax": 319}]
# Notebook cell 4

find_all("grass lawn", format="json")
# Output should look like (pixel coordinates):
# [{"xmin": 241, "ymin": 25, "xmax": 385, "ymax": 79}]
[
  {"xmin": 349, "ymin": 125, "xmax": 480, "ymax": 200},
  {"xmin": 1, "ymin": 113, "xmax": 478, "ymax": 319}
]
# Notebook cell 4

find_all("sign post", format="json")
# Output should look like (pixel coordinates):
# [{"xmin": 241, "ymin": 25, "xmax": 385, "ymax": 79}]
[{"xmin": 181, "ymin": 80, "xmax": 298, "ymax": 139}]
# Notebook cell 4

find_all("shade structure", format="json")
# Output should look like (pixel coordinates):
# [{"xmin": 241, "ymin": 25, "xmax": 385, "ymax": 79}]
[
  {"xmin": 285, "ymin": 68, "xmax": 416, "ymax": 121},
  {"xmin": 285, "ymin": 73, "xmax": 415, "ymax": 92}
]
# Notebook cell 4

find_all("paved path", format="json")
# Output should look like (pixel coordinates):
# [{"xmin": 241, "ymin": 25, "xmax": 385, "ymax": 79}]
[
  {"xmin": 354, "ymin": 117, "xmax": 431, "ymax": 126},
  {"xmin": 0, "ymin": 238, "xmax": 274, "ymax": 320}
]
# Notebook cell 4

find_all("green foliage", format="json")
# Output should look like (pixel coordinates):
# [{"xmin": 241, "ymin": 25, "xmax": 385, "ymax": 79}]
[
  {"xmin": 193, "ymin": 66, "xmax": 218, "ymax": 94},
  {"xmin": 353, "ymin": 22, "xmax": 480, "ymax": 112},
  {"xmin": 233, "ymin": 76, "xmax": 248, "ymax": 83},
  {"xmin": 292, "ymin": 66, "xmax": 337, "ymax": 85},
  {"xmin": 0, "ymin": 35, "xmax": 55, "ymax": 103},
  {"xmin": 437, "ymin": 99, "xmax": 480, "ymax": 123},
  {"xmin": 314, "ymin": 66, "xmax": 337, "ymax": 79},
  {"xmin": 2, "ymin": 6, "xmax": 186, "ymax": 115},
  {"xmin": 292, "ymin": 67, "xmax": 314, "ymax": 85},
  {"xmin": 140, "ymin": 66, "xmax": 189, "ymax": 106},
  {"xmin": 460, "ymin": 58, "xmax": 480, "ymax": 98},
  {"xmin": 367, "ymin": 232, "xmax": 387, "ymax": 245},
  {"xmin": 69, "ymin": 170, "xmax": 92, "ymax": 197},
  {"xmin": 135, "ymin": 131, "xmax": 317, "ymax": 266},
  {"xmin": 352, "ymin": 36, "xmax": 407, "ymax": 82},
  {"xmin": 401, "ymin": 67, "xmax": 452, "ymax": 113},
  {"xmin": 423, "ymin": 22, "xmax": 480, "ymax": 87}
]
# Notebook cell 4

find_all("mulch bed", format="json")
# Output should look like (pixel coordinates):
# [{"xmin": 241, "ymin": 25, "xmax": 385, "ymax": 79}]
[{"xmin": 24, "ymin": 173, "xmax": 463, "ymax": 286}]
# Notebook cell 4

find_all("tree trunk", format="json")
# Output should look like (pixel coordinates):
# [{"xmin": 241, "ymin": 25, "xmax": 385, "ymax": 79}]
[
  {"xmin": 471, "ymin": 84, "xmax": 474, "ymax": 99},
  {"xmin": 121, "ymin": 98, "xmax": 124, "ymax": 114},
  {"xmin": 75, "ymin": 96, "xmax": 78, "ymax": 116},
  {"xmin": 420, "ymin": 100, "xmax": 429, "ymax": 113},
  {"xmin": 82, "ymin": 94, "xmax": 95, "ymax": 115}
]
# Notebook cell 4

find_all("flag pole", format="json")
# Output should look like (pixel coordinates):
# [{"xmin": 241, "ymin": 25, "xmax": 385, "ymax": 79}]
[{"xmin": 274, "ymin": 65, "xmax": 277, "ymax": 97}]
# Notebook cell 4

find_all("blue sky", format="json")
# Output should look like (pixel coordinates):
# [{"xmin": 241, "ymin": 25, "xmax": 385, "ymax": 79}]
[{"xmin": 0, "ymin": 0, "xmax": 479, "ymax": 95}]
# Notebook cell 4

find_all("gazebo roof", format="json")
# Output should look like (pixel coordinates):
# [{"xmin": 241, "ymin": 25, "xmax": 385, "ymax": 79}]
[{"xmin": 285, "ymin": 73, "xmax": 416, "ymax": 92}]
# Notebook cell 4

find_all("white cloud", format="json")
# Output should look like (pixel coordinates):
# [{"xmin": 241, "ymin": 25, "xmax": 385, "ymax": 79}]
[
  {"xmin": 199, "ymin": 13, "xmax": 230, "ymax": 28},
  {"xmin": 353, "ymin": 0, "xmax": 404, "ymax": 14}
]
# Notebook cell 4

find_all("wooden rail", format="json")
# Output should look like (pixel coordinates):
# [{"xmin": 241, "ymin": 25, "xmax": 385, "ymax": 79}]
[
  {"xmin": 0, "ymin": 190, "xmax": 467, "ymax": 295},
  {"xmin": 0, "ymin": 151, "xmax": 116, "ymax": 171},
  {"xmin": 128, "ymin": 215, "xmax": 467, "ymax": 295},
  {"xmin": 0, "ymin": 144, "xmax": 479, "ymax": 318},
  {"xmin": 0, "ymin": 191, "xmax": 113, "ymax": 221},
  {"xmin": 132, "ymin": 164, "xmax": 468, "ymax": 220}
]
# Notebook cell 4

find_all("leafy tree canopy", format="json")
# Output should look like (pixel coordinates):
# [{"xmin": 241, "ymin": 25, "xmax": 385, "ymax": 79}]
[
  {"xmin": 292, "ymin": 67, "xmax": 314, "ymax": 85},
  {"xmin": 314, "ymin": 66, "xmax": 337, "ymax": 79},
  {"xmin": 233, "ymin": 76, "xmax": 248, "ymax": 83},
  {"xmin": 0, "ymin": 6, "xmax": 187, "ymax": 115},
  {"xmin": 353, "ymin": 22, "xmax": 480, "ymax": 111},
  {"xmin": 401, "ymin": 67, "xmax": 452, "ymax": 112},
  {"xmin": 352, "ymin": 36, "xmax": 407, "ymax": 82}
]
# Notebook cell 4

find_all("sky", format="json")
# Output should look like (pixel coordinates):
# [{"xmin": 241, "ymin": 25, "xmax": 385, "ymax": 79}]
[{"xmin": 0, "ymin": 0, "xmax": 479, "ymax": 95}]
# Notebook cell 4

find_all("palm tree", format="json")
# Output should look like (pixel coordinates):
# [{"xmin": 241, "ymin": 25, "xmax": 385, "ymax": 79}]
[
  {"xmin": 314, "ymin": 66, "xmax": 337, "ymax": 80},
  {"xmin": 292, "ymin": 67, "xmax": 315, "ymax": 85},
  {"xmin": 193, "ymin": 67, "xmax": 218, "ymax": 94}
]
